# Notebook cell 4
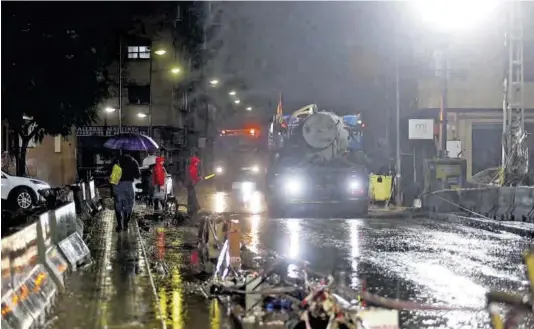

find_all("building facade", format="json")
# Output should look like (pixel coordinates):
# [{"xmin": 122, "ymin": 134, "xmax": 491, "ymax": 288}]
[{"xmin": 412, "ymin": 7, "xmax": 534, "ymax": 178}]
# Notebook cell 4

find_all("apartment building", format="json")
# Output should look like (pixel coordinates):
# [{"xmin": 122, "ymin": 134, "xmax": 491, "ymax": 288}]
[{"xmin": 76, "ymin": 6, "xmax": 205, "ymax": 181}]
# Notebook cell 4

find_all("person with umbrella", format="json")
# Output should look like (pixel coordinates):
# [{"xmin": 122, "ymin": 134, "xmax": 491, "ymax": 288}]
[
  {"xmin": 114, "ymin": 152, "xmax": 140, "ymax": 231},
  {"xmin": 104, "ymin": 133, "xmax": 158, "ymax": 231}
]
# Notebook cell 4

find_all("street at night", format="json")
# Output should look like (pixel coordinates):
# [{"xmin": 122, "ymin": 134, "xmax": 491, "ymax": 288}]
[{"xmin": 45, "ymin": 191, "xmax": 533, "ymax": 329}]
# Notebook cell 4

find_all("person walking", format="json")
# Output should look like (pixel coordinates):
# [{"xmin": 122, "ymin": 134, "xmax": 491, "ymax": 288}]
[
  {"xmin": 187, "ymin": 152, "xmax": 201, "ymax": 215},
  {"xmin": 152, "ymin": 156, "xmax": 167, "ymax": 212},
  {"xmin": 114, "ymin": 152, "xmax": 141, "ymax": 232}
]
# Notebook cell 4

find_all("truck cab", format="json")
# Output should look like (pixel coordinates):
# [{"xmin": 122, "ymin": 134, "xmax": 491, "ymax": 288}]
[{"xmin": 213, "ymin": 127, "xmax": 268, "ymax": 192}]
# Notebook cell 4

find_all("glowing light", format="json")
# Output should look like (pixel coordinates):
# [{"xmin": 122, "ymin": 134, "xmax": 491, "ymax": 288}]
[
  {"xmin": 214, "ymin": 192, "xmax": 226, "ymax": 213},
  {"xmin": 247, "ymin": 215, "xmax": 261, "ymax": 254},
  {"xmin": 229, "ymin": 90, "xmax": 236, "ymax": 96},
  {"xmin": 137, "ymin": 113, "xmax": 148, "ymax": 118},
  {"xmin": 215, "ymin": 166, "xmax": 223, "ymax": 174},
  {"xmin": 248, "ymin": 191, "xmax": 262, "ymax": 214},
  {"xmin": 246, "ymin": 107, "xmax": 252, "ymax": 111},
  {"xmin": 105, "ymin": 107, "xmax": 117, "ymax": 113},
  {"xmin": 349, "ymin": 220, "xmax": 361, "ymax": 289},
  {"xmin": 413, "ymin": 0, "xmax": 500, "ymax": 32},
  {"xmin": 287, "ymin": 218, "xmax": 301, "ymax": 259},
  {"xmin": 170, "ymin": 67, "xmax": 181, "ymax": 74},
  {"xmin": 210, "ymin": 79, "xmax": 219, "ymax": 85},
  {"xmin": 250, "ymin": 128, "xmax": 256, "ymax": 136},
  {"xmin": 234, "ymin": 99, "xmax": 241, "ymax": 104},
  {"xmin": 154, "ymin": 49, "xmax": 167, "ymax": 55}
]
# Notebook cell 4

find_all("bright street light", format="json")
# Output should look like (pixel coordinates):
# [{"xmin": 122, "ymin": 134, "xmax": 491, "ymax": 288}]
[
  {"xmin": 246, "ymin": 107, "xmax": 252, "ymax": 111},
  {"xmin": 137, "ymin": 113, "xmax": 148, "ymax": 118},
  {"xmin": 413, "ymin": 0, "xmax": 500, "ymax": 32},
  {"xmin": 170, "ymin": 67, "xmax": 181, "ymax": 74},
  {"xmin": 229, "ymin": 90, "xmax": 236, "ymax": 96},
  {"xmin": 154, "ymin": 49, "xmax": 166, "ymax": 56},
  {"xmin": 210, "ymin": 79, "xmax": 219, "ymax": 86},
  {"xmin": 234, "ymin": 99, "xmax": 241, "ymax": 104},
  {"xmin": 105, "ymin": 107, "xmax": 117, "ymax": 113}
]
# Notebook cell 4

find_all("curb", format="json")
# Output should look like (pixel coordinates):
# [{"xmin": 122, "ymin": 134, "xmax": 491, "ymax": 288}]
[{"xmin": 436, "ymin": 213, "xmax": 534, "ymax": 238}]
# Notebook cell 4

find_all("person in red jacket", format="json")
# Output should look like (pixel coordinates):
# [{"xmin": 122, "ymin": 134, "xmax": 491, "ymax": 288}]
[
  {"xmin": 187, "ymin": 152, "xmax": 201, "ymax": 215},
  {"xmin": 152, "ymin": 156, "xmax": 166, "ymax": 211}
]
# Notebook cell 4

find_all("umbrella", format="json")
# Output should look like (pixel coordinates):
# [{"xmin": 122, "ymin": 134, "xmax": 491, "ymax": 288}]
[{"xmin": 104, "ymin": 133, "xmax": 159, "ymax": 152}]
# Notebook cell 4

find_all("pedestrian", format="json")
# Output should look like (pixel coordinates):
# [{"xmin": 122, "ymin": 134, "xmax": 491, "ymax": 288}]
[
  {"xmin": 187, "ymin": 152, "xmax": 201, "ymax": 215},
  {"xmin": 152, "ymin": 156, "xmax": 167, "ymax": 212},
  {"xmin": 114, "ymin": 151, "xmax": 141, "ymax": 232}
]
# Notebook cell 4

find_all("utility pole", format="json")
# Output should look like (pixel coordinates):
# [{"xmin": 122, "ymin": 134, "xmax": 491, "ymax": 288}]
[
  {"xmin": 439, "ymin": 50, "xmax": 448, "ymax": 157},
  {"xmin": 502, "ymin": 1, "xmax": 527, "ymax": 185},
  {"xmin": 395, "ymin": 35, "xmax": 402, "ymax": 205},
  {"xmin": 119, "ymin": 37, "xmax": 123, "ymax": 132},
  {"xmin": 148, "ymin": 52, "xmax": 153, "ymax": 137}
]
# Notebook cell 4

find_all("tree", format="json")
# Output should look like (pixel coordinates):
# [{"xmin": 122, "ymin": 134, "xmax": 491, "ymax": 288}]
[{"xmin": 2, "ymin": 3, "xmax": 163, "ymax": 176}]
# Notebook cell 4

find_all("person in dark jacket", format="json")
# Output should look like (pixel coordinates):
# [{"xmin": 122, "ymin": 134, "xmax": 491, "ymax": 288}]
[{"xmin": 115, "ymin": 152, "xmax": 140, "ymax": 232}]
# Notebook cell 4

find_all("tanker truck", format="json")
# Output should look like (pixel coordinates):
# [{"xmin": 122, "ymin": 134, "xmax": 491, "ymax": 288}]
[{"xmin": 266, "ymin": 104, "xmax": 368, "ymax": 217}]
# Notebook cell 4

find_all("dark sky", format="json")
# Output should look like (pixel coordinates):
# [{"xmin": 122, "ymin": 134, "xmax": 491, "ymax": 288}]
[{"xmin": 213, "ymin": 2, "xmax": 400, "ymax": 113}]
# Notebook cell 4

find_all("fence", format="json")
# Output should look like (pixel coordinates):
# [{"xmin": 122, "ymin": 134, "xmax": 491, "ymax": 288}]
[
  {"xmin": 424, "ymin": 186, "xmax": 534, "ymax": 222},
  {"xmin": 1, "ymin": 179, "xmax": 101, "ymax": 329}
]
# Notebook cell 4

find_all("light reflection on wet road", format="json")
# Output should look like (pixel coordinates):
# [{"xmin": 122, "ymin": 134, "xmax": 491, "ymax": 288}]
[
  {"xmin": 48, "ymin": 191, "xmax": 532, "ymax": 329},
  {"xmin": 206, "ymin": 191, "xmax": 532, "ymax": 328}
]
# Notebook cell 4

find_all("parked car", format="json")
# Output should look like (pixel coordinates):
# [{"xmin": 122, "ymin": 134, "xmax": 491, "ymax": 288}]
[{"xmin": 1, "ymin": 171, "xmax": 51, "ymax": 210}]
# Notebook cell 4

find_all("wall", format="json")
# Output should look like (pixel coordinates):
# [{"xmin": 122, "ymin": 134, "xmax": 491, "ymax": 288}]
[
  {"xmin": 26, "ymin": 135, "xmax": 77, "ymax": 186},
  {"xmin": 450, "ymin": 111, "xmax": 534, "ymax": 177}
]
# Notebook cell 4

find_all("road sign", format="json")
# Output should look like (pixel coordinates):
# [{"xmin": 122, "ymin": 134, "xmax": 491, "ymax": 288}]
[{"xmin": 408, "ymin": 119, "xmax": 434, "ymax": 140}]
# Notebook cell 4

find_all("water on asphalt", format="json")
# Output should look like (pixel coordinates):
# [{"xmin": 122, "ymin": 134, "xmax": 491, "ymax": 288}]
[{"xmin": 48, "ymin": 190, "xmax": 533, "ymax": 329}]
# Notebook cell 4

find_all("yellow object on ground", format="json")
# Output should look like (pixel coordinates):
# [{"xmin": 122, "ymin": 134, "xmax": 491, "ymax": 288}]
[
  {"xmin": 369, "ymin": 174, "xmax": 393, "ymax": 202},
  {"xmin": 109, "ymin": 164, "xmax": 122, "ymax": 185}
]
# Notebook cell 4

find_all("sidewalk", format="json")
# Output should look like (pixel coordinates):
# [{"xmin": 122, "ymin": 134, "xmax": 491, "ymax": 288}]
[{"xmin": 49, "ymin": 209, "xmax": 162, "ymax": 329}]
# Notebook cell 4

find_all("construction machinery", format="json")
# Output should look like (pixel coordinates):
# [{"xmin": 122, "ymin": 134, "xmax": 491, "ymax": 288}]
[{"xmin": 266, "ymin": 104, "xmax": 368, "ymax": 217}]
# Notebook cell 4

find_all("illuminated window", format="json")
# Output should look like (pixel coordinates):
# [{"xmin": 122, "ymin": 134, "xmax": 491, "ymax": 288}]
[{"xmin": 127, "ymin": 46, "xmax": 150, "ymax": 59}]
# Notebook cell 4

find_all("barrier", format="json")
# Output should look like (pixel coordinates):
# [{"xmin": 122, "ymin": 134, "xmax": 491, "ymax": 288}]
[
  {"xmin": 512, "ymin": 187, "xmax": 534, "ymax": 223},
  {"xmin": 1, "ymin": 222, "xmax": 57, "ymax": 329},
  {"xmin": 426, "ymin": 186, "xmax": 534, "ymax": 224},
  {"xmin": 1, "ymin": 200, "xmax": 91, "ymax": 328}
]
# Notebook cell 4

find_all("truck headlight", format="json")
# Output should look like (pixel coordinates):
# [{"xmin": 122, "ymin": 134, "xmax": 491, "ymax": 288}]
[
  {"xmin": 285, "ymin": 178, "xmax": 302, "ymax": 195},
  {"xmin": 252, "ymin": 165, "xmax": 260, "ymax": 173},
  {"xmin": 348, "ymin": 179, "xmax": 361, "ymax": 190},
  {"xmin": 215, "ymin": 166, "xmax": 223, "ymax": 174}
]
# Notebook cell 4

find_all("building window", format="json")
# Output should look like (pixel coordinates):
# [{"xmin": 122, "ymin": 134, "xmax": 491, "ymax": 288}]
[
  {"xmin": 127, "ymin": 85, "xmax": 150, "ymax": 105},
  {"xmin": 128, "ymin": 46, "xmax": 150, "ymax": 59}
]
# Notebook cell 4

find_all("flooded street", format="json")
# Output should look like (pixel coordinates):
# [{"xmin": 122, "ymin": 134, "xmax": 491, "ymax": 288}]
[{"xmin": 49, "ymin": 191, "xmax": 532, "ymax": 329}]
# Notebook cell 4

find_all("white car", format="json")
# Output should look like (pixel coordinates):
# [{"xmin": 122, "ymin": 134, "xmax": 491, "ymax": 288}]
[{"xmin": 1, "ymin": 171, "xmax": 51, "ymax": 210}]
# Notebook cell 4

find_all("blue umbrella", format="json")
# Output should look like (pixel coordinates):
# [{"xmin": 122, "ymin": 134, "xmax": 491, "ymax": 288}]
[{"xmin": 104, "ymin": 133, "xmax": 159, "ymax": 152}]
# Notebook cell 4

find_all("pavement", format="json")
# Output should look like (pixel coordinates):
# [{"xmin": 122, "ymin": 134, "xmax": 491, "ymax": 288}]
[{"xmin": 45, "ymin": 187, "xmax": 534, "ymax": 329}]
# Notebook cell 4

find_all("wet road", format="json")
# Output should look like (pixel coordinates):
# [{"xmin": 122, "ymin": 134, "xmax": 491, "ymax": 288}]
[{"xmin": 49, "ymin": 190, "xmax": 532, "ymax": 329}]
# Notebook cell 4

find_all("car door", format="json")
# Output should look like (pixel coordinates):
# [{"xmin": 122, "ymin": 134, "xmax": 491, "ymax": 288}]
[{"xmin": 1, "ymin": 171, "xmax": 12, "ymax": 200}]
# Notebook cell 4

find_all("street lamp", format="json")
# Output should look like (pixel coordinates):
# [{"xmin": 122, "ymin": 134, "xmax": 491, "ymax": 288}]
[
  {"xmin": 105, "ymin": 107, "xmax": 117, "ymax": 113},
  {"xmin": 137, "ymin": 113, "xmax": 148, "ymax": 118},
  {"xmin": 209, "ymin": 79, "xmax": 219, "ymax": 86},
  {"xmin": 229, "ymin": 90, "xmax": 236, "ymax": 96},
  {"xmin": 154, "ymin": 49, "xmax": 167, "ymax": 56},
  {"xmin": 170, "ymin": 67, "xmax": 181, "ymax": 74},
  {"xmin": 234, "ymin": 99, "xmax": 241, "ymax": 104},
  {"xmin": 246, "ymin": 107, "xmax": 252, "ymax": 111}
]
